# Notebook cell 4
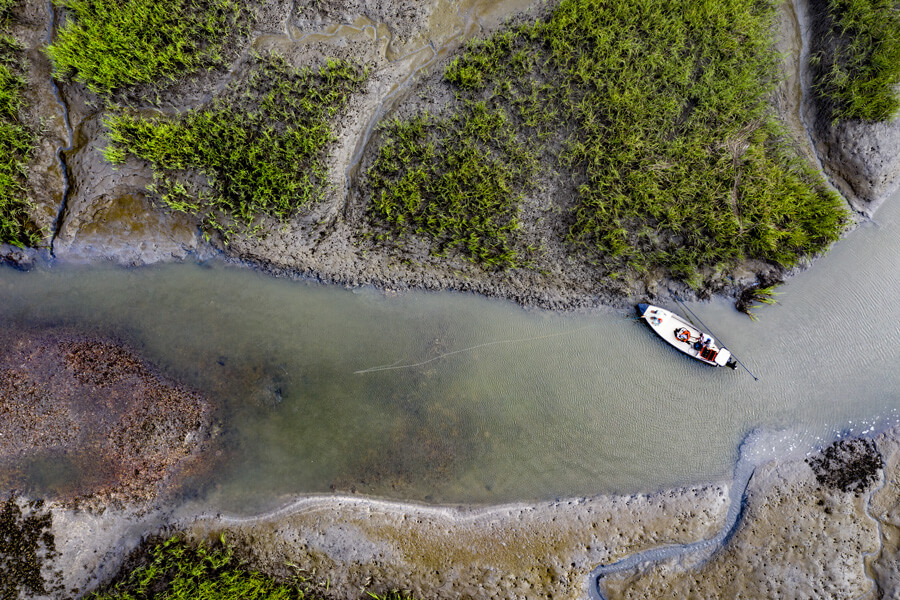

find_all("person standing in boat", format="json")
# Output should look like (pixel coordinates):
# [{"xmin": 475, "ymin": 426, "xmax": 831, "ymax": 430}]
[{"xmin": 693, "ymin": 333, "xmax": 712, "ymax": 351}]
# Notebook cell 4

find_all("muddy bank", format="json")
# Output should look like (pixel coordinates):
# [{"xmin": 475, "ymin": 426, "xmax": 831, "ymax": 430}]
[
  {"xmin": 0, "ymin": 326, "xmax": 214, "ymax": 508},
  {"xmin": 5, "ymin": 0, "xmax": 70, "ymax": 242},
  {"xmin": 7, "ymin": 0, "xmax": 859, "ymax": 310},
  {"xmin": 798, "ymin": 0, "xmax": 900, "ymax": 217},
  {"xmin": 179, "ymin": 428, "xmax": 897, "ymax": 600},
  {"xmin": 596, "ymin": 433, "xmax": 886, "ymax": 598},
  {"xmin": 16, "ymin": 424, "xmax": 900, "ymax": 599}
]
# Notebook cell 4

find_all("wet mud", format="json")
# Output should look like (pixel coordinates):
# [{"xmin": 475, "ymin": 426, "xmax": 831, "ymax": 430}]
[{"xmin": 0, "ymin": 326, "xmax": 214, "ymax": 508}]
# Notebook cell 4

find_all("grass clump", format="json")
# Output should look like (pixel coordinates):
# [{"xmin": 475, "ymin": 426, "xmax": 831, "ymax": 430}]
[
  {"xmin": 89, "ymin": 535, "xmax": 421, "ymax": 600},
  {"xmin": 538, "ymin": 0, "xmax": 847, "ymax": 280},
  {"xmin": 367, "ymin": 30, "xmax": 547, "ymax": 269},
  {"xmin": 88, "ymin": 535, "xmax": 308, "ymax": 600},
  {"xmin": 366, "ymin": 0, "xmax": 848, "ymax": 283},
  {"xmin": 736, "ymin": 281, "xmax": 782, "ymax": 320},
  {"xmin": 0, "ymin": 0, "xmax": 40, "ymax": 248},
  {"xmin": 104, "ymin": 54, "xmax": 367, "ymax": 239},
  {"xmin": 46, "ymin": 0, "xmax": 256, "ymax": 94},
  {"xmin": 811, "ymin": 0, "xmax": 900, "ymax": 122},
  {"xmin": 367, "ymin": 101, "xmax": 538, "ymax": 268}
]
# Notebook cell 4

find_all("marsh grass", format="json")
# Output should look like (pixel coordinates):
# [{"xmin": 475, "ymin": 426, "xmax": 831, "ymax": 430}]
[
  {"xmin": 367, "ymin": 101, "xmax": 539, "ymax": 268},
  {"xmin": 88, "ymin": 535, "xmax": 421, "ymax": 600},
  {"xmin": 46, "ymin": 0, "xmax": 256, "ymax": 94},
  {"xmin": 0, "ymin": 1, "xmax": 40, "ymax": 248},
  {"xmin": 105, "ymin": 54, "xmax": 367, "ymax": 239},
  {"xmin": 87, "ymin": 535, "xmax": 311, "ymax": 600},
  {"xmin": 366, "ymin": 0, "xmax": 847, "ymax": 282},
  {"xmin": 811, "ymin": 0, "xmax": 900, "ymax": 122}
]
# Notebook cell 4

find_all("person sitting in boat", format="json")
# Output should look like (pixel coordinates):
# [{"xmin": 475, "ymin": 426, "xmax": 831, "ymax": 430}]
[{"xmin": 675, "ymin": 328, "xmax": 691, "ymax": 343}]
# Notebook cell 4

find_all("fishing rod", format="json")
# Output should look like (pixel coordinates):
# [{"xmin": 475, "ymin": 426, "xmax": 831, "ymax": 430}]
[{"xmin": 670, "ymin": 294, "xmax": 759, "ymax": 381}]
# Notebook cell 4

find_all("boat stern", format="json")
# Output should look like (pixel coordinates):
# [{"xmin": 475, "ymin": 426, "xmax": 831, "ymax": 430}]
[{"xmin": 714, "ymin": 348, "xmax": 733, "ymax": 367}]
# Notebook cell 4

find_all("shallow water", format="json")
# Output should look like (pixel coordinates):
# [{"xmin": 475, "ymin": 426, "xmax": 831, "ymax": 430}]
[{"xmin": 2, "ymin": 191, "xmax": 900, "ymax": 514}]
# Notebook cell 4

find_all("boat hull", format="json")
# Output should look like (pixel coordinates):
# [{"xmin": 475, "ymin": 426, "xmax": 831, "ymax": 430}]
[{"xmin": 637, "ymin": 304, "xmax": 734, "ymax": 368}]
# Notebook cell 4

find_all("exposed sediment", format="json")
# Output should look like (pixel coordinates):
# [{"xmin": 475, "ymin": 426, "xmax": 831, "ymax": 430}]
[
  {"xmin": 5, "ymin": 0, "xmax": 70, "ymax": 240},
  {"xmin": 596, "ymin": 434, "xmax": 885, "ymax": 599},
  {"xmin": 798, "ymin": 0, "xmax": 900, "ymax": 217},
  {"xmin": 18, "ymin": 424, "xmax": 900, "ymax": 599},
  {"xmin": 0, "ymin": 327, "xmax": 214, "ymax": 508}
]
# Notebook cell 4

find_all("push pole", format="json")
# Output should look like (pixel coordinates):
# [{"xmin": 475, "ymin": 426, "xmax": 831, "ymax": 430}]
[{"xmin": 671, "ymin": 295, "xmax": 759, "ymax": 381}]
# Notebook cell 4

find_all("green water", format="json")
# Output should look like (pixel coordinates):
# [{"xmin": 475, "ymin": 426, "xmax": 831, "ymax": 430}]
[{"xmin": 2, "ymin": 192, "xmax": 900, "ymax": 514}]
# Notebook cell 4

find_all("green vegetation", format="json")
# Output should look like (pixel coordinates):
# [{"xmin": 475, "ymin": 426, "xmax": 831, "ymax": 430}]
[
  {"xmin": 46, "ymin": 0, "xmax": 256, "ymax": 94},
  {"xmin": 88, "ymin": 535, "xmax": 419, "ymax": 600},
  {"xmin": 736, "ymin": 282, "xmax": 781, "ymax": 320},
  {"xmin": 88, "ymin": 536, "xmax": 310, "ymax": 600},
  {"xmin": 1, "ymin": 494, "xmax": 59, "ymax": 599},
  {"xmin": 367, "ymin": 0, "xmax": 847, "ymax": 283},
  {"xmin": 368, "ymin": 102, "xmax": 538, "ymax": 268},
  {"xmin": 811, "ymin": 0, "xmax": 900, "ymax": 122},
  {"xmin": 105, "ymin": 54, "xmax": 367, "ymax": 239},
  {"xmin": 0, "ymin": 0, "xmax": 39, "ymax": 248}
]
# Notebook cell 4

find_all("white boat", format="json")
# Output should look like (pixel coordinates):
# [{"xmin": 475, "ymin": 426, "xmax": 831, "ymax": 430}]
[{"xmin": 637, "ymin": 303, "xmax": 737, "ymax": 369}]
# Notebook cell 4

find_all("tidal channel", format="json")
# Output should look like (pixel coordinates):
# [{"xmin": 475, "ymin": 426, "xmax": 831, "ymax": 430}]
[{"xmin": 2, "ymin": 191, "xmax": 900, "ymax": 514}]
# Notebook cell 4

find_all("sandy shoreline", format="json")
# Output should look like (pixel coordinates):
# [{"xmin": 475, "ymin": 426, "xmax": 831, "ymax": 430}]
[{"xmin": 19, "ymin": 422, "xmax": 898, "ymax": 599}]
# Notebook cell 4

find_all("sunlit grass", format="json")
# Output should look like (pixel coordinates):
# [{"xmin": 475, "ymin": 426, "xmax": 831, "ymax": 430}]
[
  {"xmin": 87, "ymin": 536, "xmax": 309, "ymax": 600},
  {"xmin": 811, "ymin": 0, "xmax": 900, "ymax": 122},
  {"xmin": 88, "ymin": 535, "xmax": 422, "ymax": 600},
  {"xmin": 0, "ymin": 0, "xmax": 40, "ymax": 248},
  {"xmin": 366, "ymin": 0, "xmax": 848, "ymax": 282},
  {"xmin": 46, "ymin": 0, "xmax": 256, "ymax": 94},
  {"xmin": 105, "ymin": 54, "xmax": 367, "ymax": 239},
  {"xmin": 367, "ymin": 102, "xmax": 538, "ymax": 268}
]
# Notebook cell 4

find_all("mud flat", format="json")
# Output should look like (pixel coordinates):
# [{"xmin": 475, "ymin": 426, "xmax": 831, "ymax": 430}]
[
  {"xmin": 0, "ymin": 327, "xmax": 214, "ymax": 509},
  {"xmin": 10, "ymin": 424, "xmax": 899, "ymax": 599}
]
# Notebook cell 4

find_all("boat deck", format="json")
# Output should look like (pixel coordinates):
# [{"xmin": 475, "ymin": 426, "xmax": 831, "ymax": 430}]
[{"xmin": 638, "ymin": 304, "xmax": 733, "ymax": 367}]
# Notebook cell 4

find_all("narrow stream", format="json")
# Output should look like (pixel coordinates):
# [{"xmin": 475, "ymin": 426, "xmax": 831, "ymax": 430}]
[
  {"xmin": 45, "ymin": 0, "xmax": 75, "ymax": 253},
  {"xmin": 2, "ymin": 189, "xmax": 900, "ymax": 514},
  {"xmin": 587, "ymin": 429, "xmax": 804, "ymax": 600}
]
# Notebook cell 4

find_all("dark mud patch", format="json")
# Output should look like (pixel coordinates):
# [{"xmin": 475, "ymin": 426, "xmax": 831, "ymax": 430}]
[
  {"xmin": 0, "ymin": 494, "xmax": 62, "ymax": 600},
  {"xmin": 806, "ymin": 437, "xmax": 883, "ymax": 494},
  {"xmin": 0, "ymin": 244, "xmax": 39, "ymax": 270},
  {"xmin": 734, "ymin": 272, "xmax": 784, "ymax": 317},
  {"xmin": 0, "ymin": 326, "xmax": 215, "ymax": 508}
]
